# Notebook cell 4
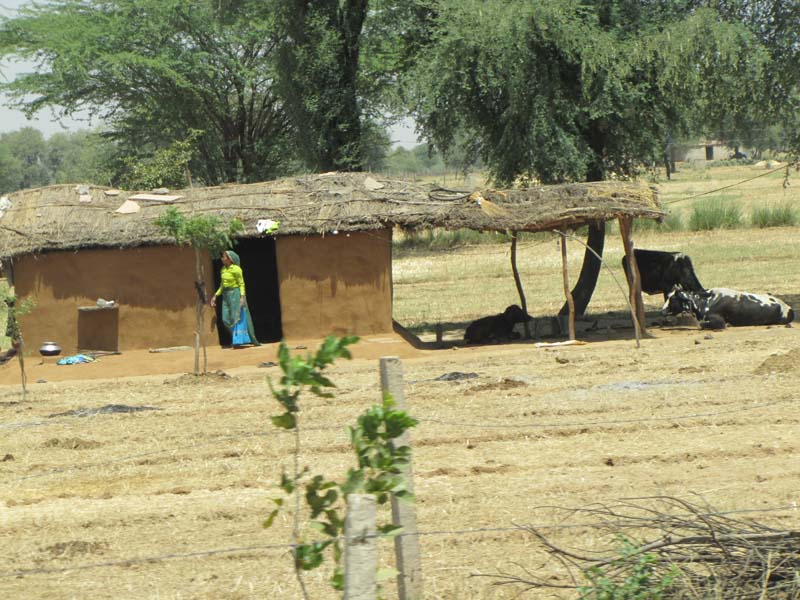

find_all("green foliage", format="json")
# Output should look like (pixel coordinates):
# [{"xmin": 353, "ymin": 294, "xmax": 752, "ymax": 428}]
[
  {"xmin": 384, "ymin": 144, "xmax": 445, "ymax": 175},
  {"xmin": 0, "ymin": 0, "xmax": 296, "ymax": 185},
  {"xmin": 0, "ymin": 127, "xmax": 120, "ymax": 192},
  {"xmin": 119, "ymin": 131, "xmax": 199, "ymax": 190},
  {"xmin": 0, "ymin": 128, "xmax": 49, "ymax": 190},
  {"xmin": 46, "ymin": 130, "xmax": 118, "ymax": 186},
  {"xmin": 406, "ymin": 1, "xmax": 777, "ymax": 186},
  {"xmin": 688, "ymin": 198, "xmax": 743, "ymax": 230},
  {"xmin": 3, "ymin": 292, "xmax": 36, "ymax": 342},
  {"xmin": 154, "ymin": 207, "xmax": 243, "ymax": 256},
  {"xmin": 265, "ymin": 336, "xmax": 419, "ymax": 592},
  {"xmin": 275, "ymin": 1, "xmax": 371, "ymax": 171},
  {"xmin": 579, "ymin": 538, "xmax": 677, "ymax": 600},
  {"xmin": 0, "ymin": 144, "xmax": 22, "ymax": 193},
  {"xmin": 751, "ymin": 202, "xmax": 799, "ymax": 228}
]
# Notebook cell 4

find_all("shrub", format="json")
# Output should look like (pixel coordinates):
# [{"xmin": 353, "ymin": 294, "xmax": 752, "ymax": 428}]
[
  {"xmin": 751, "ymin": 203, "xmax": 799, "ymax": 228},
  {"xmin": 688, "ymin": 198, "xmax": 742, "ymax": 230}
]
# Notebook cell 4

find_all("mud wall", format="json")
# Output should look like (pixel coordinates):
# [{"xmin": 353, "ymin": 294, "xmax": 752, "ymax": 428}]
[
  {"xmin": 14, "ymin": 246, "xmax": 215, "ymax": 353},
  {"xmin": 276, "ymin": 229, "xmax": 392, "ymax": 339}
]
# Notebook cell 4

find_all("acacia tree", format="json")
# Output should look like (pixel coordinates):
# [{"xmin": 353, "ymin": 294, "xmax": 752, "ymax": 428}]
[
  {"xmin": 0, "ymin": 0, "xmax": 294, "ymax": 185},
  {"xmin": 406, "ymin": 0, "xmax": 773, "ymax": 315}
]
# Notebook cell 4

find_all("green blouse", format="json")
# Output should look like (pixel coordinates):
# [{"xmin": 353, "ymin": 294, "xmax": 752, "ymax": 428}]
[{"xmin": 215, "ymin": 264, "xmax": 246, "ymax": 296}]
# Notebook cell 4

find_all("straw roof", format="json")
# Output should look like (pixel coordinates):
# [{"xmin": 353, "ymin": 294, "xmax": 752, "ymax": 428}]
[{"xmin": 0, "ymin": 172, "xmax": 662, "ymax": 259}]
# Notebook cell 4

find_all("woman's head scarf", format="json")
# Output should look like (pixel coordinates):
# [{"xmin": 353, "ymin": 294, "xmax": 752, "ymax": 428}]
[{"xmin": 224, "ymin": 250, "xmax": 241, "ymax": 266}]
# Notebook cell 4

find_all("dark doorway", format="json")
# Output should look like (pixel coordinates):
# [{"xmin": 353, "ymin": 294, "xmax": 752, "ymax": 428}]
[{"xmin": 212, "ymin": 237, "xmax": 282, "ymax": 345}]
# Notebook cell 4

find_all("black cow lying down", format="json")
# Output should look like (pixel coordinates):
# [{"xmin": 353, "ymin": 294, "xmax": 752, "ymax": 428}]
[
  {"xmin": 662, "ymin": 285, "xmax": 795, "ymax": 329},
  {"xmin": 622, "ymin": 249, "xmax": 704, "ymax": 299},
  {"xmin": 464, "ymin": 304, "xmax": 533, "ymax": 343}
]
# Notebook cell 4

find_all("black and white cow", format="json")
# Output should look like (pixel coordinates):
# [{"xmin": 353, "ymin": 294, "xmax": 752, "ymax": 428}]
[
  {"xmin": 622, "ymin": 249, "xmax": 705, "ymax": 299},
  {"xmin": 464, "ymin": 304, "xmax": 533, "ymax": 343},
  {"xmin": 661, "ymin": 285, "xmax": 795, "ymax": 329}
]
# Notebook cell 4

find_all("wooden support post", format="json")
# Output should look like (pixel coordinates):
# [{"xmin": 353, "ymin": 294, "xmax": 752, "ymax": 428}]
[
  {"xmin": 379, "ymin": 357, "xmax": 423, "ymax": 600},
  {"xmin": 344, "ymin": 494, "xmax": 378, "ymax": 600},
  {"xmin": 560, "ymin": 232, "xmax": 576, "ymax": 341},
  {"xmin": 510, "ymin": 232, "xmax": 531, "ymax": 339},
  {"xmin": 618, "ymin": 217, "xmax": 646, "ymax": 336}
]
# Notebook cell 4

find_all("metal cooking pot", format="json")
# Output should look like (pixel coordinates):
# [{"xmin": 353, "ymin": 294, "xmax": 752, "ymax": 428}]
[{"xmin": 39, "ymin": 341, "xmax": 62, "ymax": 357}]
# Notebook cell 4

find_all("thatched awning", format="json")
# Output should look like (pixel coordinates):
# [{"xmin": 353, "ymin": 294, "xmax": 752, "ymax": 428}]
[{"xmin": 0, "ymin": 172, "xmax": 662, "ymax": 259}]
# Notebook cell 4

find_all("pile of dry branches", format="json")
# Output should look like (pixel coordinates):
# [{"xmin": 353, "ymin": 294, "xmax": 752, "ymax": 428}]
[{"xmin": 485, "ymin": 496, "xmax": 800, "ymax": 598}]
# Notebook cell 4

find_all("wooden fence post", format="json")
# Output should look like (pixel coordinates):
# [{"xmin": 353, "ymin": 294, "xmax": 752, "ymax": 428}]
[
  {"xmin": 379, "ymin": 357, "xmax": 424, "ymax": 600},
  {"xmin": 344, "ymin": 494, "xmax": 378, "ymax": 600}
]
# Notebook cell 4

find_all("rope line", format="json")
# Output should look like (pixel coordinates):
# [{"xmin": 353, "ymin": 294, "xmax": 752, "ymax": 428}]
[
  {"xmin": 1, "ymin": 503, "xmax": 795, "ymax": 579},
  {"xmin": 664, "ymin": 160, "xmax": 797, "ymax": 206}
]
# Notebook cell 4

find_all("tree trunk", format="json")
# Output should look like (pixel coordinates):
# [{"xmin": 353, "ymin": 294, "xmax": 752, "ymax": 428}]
[{"xmin": 558, "ymin": 220, "xmax": 605, "ymax": 317}]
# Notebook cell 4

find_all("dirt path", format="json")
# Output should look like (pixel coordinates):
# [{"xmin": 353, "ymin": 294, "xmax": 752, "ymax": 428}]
[{"xmin": 1, "ymin": 324, "xmax": 799, "ymax": 599}]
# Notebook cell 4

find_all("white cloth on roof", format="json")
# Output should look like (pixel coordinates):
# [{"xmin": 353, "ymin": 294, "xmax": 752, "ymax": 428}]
[{"xmin": 256, "ymin": 219, "xmax": 280, "ymax": 234}]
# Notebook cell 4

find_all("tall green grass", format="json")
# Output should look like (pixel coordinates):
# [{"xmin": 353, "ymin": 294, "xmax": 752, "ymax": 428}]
[
  {"xmin": 688, "ymin": 198, "xmax": 743, "ymax": 231},
  {"xmin": 751, "ymin": 203, "xmax": 799, "ymax": 228}
]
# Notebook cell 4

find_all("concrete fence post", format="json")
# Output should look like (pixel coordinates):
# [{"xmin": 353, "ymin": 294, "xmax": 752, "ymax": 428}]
[
  {"xmin": 344, "ymin": 493, "xmax": 377, "ymax": 600},
  {"xmin": 379, "ymin": 356, "xmax": 424, "ymax": 600}
]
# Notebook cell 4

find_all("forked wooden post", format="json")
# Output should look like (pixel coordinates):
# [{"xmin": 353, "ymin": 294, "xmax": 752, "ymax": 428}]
[
  {"xmin": 344, "ymin": 494, "xmax": 377, "ymax": 600},
  {"xmin": 560, "ymin": 232, "xmax": 576, "ymax": 340},
  {"xmin": 510, "ymin": 232, "xmax": 531, "ymax": 338},
  {"xmin": 379, "ymin": 357, "xmax": 423, "ymax": 600},
  {"xmin": 618, "ymin": 217, "xmax": 646, "ymax": 335}
]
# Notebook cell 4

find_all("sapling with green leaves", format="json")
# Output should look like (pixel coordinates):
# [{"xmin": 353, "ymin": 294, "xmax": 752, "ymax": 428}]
[
  {"xmin": 3, "ymin": 293, "xmax": 35, "ymax": 398},
  {"xmin": 154, "ymin": 208, "xmax": 243, "ymax": 375},
  {"xmin": 264, "ymin": 336, "xmax": 419, "ymax": 596}
]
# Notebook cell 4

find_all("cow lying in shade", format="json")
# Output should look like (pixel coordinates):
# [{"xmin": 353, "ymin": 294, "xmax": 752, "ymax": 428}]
[
  {"xmin": 661, "ymin": 285, "xmax": 795, "ymax": 330},
  {"xmin": 622, "ymin": 249, "xmax": 705, "ymax": 300},
  {"xmin": 464, "ymin": 304, "xmax": 533, "ymax": 343}
]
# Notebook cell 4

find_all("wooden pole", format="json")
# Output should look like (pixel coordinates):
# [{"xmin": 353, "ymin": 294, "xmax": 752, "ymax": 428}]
[
  {"xmin": 379, "ymin": 357, "xmax": 423, "ymax": 600},
  {"xmin": 560, "ymin": 232, "xmax": 576, "ymax": 341},
  {"xmin": 344, "ymin": 494, "xmax": 378, "ymax": 600},
  {"xmin": 618, "ymin": 217, "xmax": 646, "ymax": 336},
  {"xmin": 510, "ymin": 232, "xmax": 531, "ymax": 339}
]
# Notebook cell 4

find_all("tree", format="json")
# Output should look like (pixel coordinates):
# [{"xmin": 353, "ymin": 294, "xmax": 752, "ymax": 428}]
[
  {"xmin": 0, "ymin": 127, "xmax": 50, "ymax": 189},
  {"xmin": 1, "ymin": 0, "xmax": 295, "ymax": 185},
  {"xmin": 46, "ymin": 130, "xmax": 118, "ymax": 185},
  {"xmin": 118, "ymin": 131, "xmax": 198, "ymax": 190},
  {"xmin": 406, "ymin": 0, "xmax": 773, "ymax": 315},
  {"xmin": 275, "ymin": 0, "xmax": 371, "ymax": 171},
  {"xmin": 0, "ymin": 144, "xmax": 23, "ymax": 193},
  {"xmin": 154, "ymin": 208, "xmax": 243, "ymax": 375}
]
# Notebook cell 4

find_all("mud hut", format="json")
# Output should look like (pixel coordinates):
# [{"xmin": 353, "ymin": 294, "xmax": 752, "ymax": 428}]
[{"xmin": 0, "ymin": 173, "xmax": 661, "ymax": 353}]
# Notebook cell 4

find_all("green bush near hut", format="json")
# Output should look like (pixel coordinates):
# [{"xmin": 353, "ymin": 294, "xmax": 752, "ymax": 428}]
[{"xmin": 688, "ymin": 198, "xmax": 743, "ymax": 231}]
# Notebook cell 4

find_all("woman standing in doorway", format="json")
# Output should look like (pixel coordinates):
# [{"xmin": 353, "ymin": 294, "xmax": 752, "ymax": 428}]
[{"xmin": 210, "ymin": 250, "xmax": 260, "ymax": 347}]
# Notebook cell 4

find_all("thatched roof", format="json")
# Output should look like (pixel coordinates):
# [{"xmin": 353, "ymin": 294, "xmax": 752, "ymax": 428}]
[{"xmin": 0, "ymin": 172, "xmax": 662, "ymax": 259}]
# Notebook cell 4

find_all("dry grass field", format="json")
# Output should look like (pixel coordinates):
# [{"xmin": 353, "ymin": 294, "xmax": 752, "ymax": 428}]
[{"xmin": 1, "ymin": 163, "xmax": 800, "ymax": 599}]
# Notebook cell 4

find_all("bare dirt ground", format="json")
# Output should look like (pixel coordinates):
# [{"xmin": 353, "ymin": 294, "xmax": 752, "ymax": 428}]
[{"xmin": 1, "ymin": 318, "xmax": 799, "ymax": 599}]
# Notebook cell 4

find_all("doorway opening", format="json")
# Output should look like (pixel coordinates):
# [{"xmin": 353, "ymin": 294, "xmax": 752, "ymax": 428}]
[{"xmin": 212, "ymin": 237, "xmax": 282, "ymax": 345}]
